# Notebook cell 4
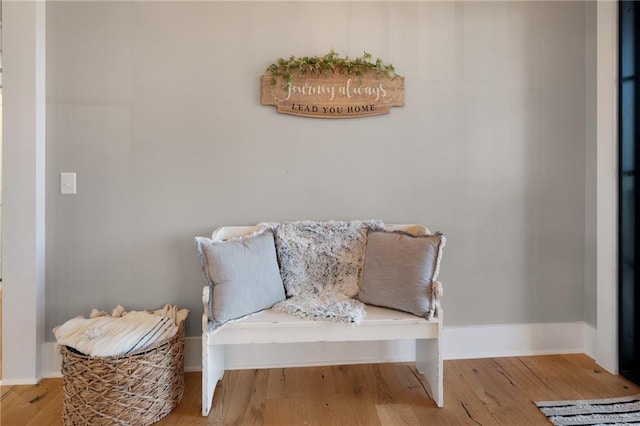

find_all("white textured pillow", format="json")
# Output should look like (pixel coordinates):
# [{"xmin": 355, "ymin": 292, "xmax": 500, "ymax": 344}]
[
  {"xmin": 272, "ymin": 220, "xmax": 383, "ymax": 298},
  {"xmin": 194, "ymin": 230, "xmax": 285, "ymax": 325},
  {"xmin": 358, "ymin": 230, "xmax": 446, "ymax": 317}
]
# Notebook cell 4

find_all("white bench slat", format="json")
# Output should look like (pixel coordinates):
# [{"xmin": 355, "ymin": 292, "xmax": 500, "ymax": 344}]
[
  {"xmin": 215, "ymin": 305, "xmax": 436, "ymax": 329},
  {"xmin": 209, "ymin": 306, "xmax": 439, "ymax": 345}
]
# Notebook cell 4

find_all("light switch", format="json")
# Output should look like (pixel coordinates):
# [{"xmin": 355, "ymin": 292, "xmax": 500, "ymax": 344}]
[{"xmin": 61, "ymin": 172, "xmax": 77, "ymax": 195}]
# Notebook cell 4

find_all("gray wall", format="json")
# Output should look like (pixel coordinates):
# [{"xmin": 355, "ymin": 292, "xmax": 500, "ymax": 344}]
[
  {"xmin": 45, "ymin": 1, "xmax": 591, "ymax": 339},
  {"xmin": 584, "ymin": 0, "xmax": 597, "ymax": 327}
]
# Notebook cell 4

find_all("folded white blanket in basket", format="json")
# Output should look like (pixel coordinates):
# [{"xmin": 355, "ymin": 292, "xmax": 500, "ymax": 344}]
[{"xmin": 54, "ymin": 310, "xmax": 179, "ymax": 357}]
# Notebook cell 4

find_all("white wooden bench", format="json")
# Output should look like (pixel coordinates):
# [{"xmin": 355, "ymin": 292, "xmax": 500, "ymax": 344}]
[{"xmin": 201, "ymin": 225, "xmax": 444, "ymax": 416}]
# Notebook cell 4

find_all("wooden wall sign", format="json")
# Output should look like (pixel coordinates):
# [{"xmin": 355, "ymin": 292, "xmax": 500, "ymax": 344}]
[{"xmin": 261, "ymin": 51, "xmax": 404, "ymax": 119}]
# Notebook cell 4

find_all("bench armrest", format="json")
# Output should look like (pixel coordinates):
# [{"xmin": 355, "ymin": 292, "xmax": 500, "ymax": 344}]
[
  {"xmin": 202, "ymin": 285, "xmax": 210, "ymax": 333},
  {"xmin": 431, "ymin": 280, "xmax": 444, "ymax": 321}
]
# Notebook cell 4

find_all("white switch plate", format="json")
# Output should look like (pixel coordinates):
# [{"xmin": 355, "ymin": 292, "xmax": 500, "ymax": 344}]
[{"xmin": 60, "ymin": 172, "xmax": 77, "ymax": 195}]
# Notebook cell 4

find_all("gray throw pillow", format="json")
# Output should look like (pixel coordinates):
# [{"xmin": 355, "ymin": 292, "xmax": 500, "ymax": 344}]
[
  {"xmin": 358, "ymin": 230, "xmax": 446, "ymax": 317},
  {"xmin": 194, "ymin": 230, "xmax": 286, "ymax": 325}
]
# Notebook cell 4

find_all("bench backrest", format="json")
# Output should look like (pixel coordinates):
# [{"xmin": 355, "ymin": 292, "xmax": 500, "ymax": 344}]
[{"xmin": 211, "ymin": 223, "xmax": 430, "ymax": 241}]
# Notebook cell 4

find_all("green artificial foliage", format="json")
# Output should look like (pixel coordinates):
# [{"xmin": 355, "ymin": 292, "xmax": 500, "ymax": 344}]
[{"xmin": 266, "ymin": 49, "xmax": 398, "ymax": 90}]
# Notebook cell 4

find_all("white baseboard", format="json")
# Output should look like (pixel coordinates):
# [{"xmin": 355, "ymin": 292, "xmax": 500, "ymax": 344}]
[
  {"xmin": 443, "ymin": 322, "xmax": 590, "ymax": 359},
  {"xmin": 33, "ymin": 321, "xmax": 600, "ymax": 379}
]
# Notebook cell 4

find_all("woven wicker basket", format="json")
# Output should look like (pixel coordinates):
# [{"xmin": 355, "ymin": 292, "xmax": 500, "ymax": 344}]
[{"xmin": 61, "ymin": 323, "xmax": 185, "ymax": 426}]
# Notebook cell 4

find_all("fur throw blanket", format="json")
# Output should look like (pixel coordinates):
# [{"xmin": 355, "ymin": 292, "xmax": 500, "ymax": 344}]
[{"xmin": 260, "ymin": 220, "xmax": 384, "ymax": 325}]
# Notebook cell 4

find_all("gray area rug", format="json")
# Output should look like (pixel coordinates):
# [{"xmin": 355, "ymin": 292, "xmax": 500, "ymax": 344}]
[{"xmin": 535, "ymin": 394, "xmax": 640, "ymax": 425}]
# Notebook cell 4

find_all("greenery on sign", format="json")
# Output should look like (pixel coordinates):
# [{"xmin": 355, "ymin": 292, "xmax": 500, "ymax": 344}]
[{"xmin": 266, "ymin": 49, "xmax": 398, "ymax": 89}]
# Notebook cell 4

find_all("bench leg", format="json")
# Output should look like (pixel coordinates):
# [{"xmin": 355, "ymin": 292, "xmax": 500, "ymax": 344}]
[
  {"xmin": 202, "ymin": 341, "xmax": 225, "ymax": 416},
  {"xmin": 416, "ymin": 338, "xmax": 443, "ymax": 407}
]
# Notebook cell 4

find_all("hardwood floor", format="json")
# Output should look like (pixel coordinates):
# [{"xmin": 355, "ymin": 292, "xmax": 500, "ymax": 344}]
[
  {"xmin": 1, "ymin": 354, "xmax": 639, "ymax": 425},
  {"xmin": 1, "ymin": 288, "xmax": 2, "ymax": 380}
]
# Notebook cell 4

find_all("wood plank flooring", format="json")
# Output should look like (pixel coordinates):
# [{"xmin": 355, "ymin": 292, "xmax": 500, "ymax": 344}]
[
  {"xmin": 1, "ymin": 288, "xmax": 3, "ymax": 381},
  {"xmin": 1, "ymin": 354, "xmax": 639, "ymax": 425}
]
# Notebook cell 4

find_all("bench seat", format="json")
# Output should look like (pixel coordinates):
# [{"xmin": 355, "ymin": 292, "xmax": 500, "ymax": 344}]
[{"xmin": 207, "ymin": 304, "xmax": 440, "ymax": 344}]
